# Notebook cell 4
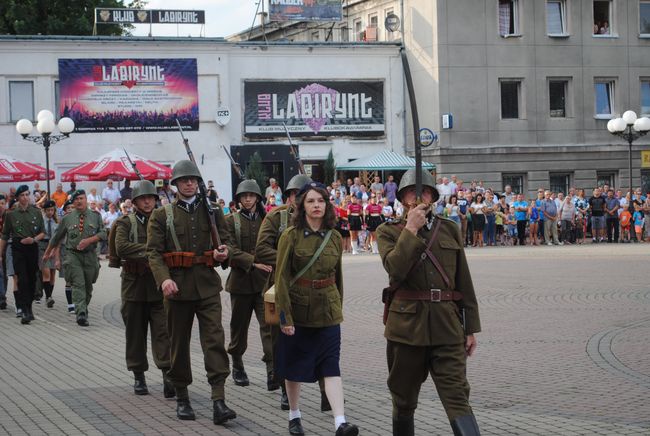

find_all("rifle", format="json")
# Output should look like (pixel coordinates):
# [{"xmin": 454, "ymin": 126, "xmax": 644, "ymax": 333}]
[
  {"xmin": 282, "ymin": 122, "xmax": 306, "ymax": 175},
  {"xmin": 221, "ymin": 145, "xmax": 245, "ymax": 181},
  {"xmin": 123, "ymin": 148, "xmax": 145, "ymax": 181},
  {"xmin": 175, "ymin": 119, "xmax": 223, "ymax": 248}
]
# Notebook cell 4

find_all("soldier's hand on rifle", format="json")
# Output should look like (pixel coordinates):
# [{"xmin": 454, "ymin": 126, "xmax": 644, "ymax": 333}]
[
  {"xmin": 253, "ymin": 263, "xmax": 273, "ymax": 273},
  {"xmin": 405, "ymin": 203, "xmax": 429, "ymax": 235},
  {"xmin": 162, "ymin": 279, "xmax": 179, "ymax": 297},
  {"xmin": 213, "ymin": 245, "xmax": 228, "ymax": 262},
  {"xmin": 465, "ymin": 334, "xmax": 477, "ymax": 357}
]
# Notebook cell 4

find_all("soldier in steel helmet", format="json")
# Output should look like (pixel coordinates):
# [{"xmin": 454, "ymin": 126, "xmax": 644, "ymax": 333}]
[
  {"xmin": 376, "ymin": 168, "xmax": 482, "ymax": 436},
  {"xmin": 114, "ymin": 180, "xmax": 174, "ymax": 399},
  {"xmin": 256, "ymin": 173, "xmax": 331, "ymax": 412},
  {"xmin": 224, "ymin": 179, "xmax": 274, "ymax": 388},
  {"xmin": 146, "ymin": 160, "xmax": 236, "ymax": 425}
]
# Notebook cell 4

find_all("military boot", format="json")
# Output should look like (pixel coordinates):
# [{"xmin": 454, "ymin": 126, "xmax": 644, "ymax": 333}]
[
  {"xmin": 393, "ymin": 416, "xmax": 414, "ymax": 436},
  {"xmin": 26, "ymin": 305, "xmax": 35, "ymax": 321},
  {"xmin": 133, "ymin": 372, "xmax": 149, "ymax": 395},
  {"xmin": 267, "ymin": 370, "xmax": 280, "ymax": 391},
  {"xmin": 20, "ymin": 306, "xmax": 30, "ymax": 325},
  {"xmin": 450, "ymin": 415, "xmax": 481, "ymax": 436},
  {"xmin": 176, "ymin": 399, "xmax": 195, "ymax": 420},
  {"xmin": 162, "ymin": 370, "xmax": 176, "ymax": 399},
  {"xmin": 231, "ymin": 355, "xmax": 249, "ymax": 386},
  {"xmin": 76, "ymin": 312, "xmax": 89, "ymax": 327},
  {"xmin": 213, "ymin": 400, "xmax": 237, "ymax": 425}
]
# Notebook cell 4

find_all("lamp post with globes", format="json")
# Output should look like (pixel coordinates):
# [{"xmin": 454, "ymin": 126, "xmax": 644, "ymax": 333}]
[
  {"xmin": 606, "ymin": 110, "xmax": 650, "ymax": 211},
  {"xmin": 16, "ymin": 110, "xmax": 75, "ymax": 199}
]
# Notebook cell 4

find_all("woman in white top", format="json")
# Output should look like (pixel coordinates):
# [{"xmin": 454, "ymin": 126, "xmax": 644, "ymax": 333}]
[
  {"xmin": 86, "ymin": 187, "xmax": 101, "ymax": 205},
  {"xmin": 470, "ymin": 193, "xmax": 487, "ymax": 247},
  {"xmin": 445, "ymin": 195, "xmax": 461, "ymax": 227}
]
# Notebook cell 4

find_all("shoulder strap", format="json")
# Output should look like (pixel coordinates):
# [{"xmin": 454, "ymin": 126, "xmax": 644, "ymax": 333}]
[
  {"xmin": 279, "ymin": 209, "xmax": 288, "ymax": 233},
  {"xmin": 289, "ymin": 230, "xmax": 333, "ymax": 287},
  {"xmin": 128, "ymin": 213, "xmax": 138, "ymax": 242},
  {"xmin": 164, "ymin": 204, "xmax": 182, "ymax": 252},
  {"xmin": 233, "ymin": 212, "xmax": 241, "ymax": 247},
  {"xmin": 422, "ymin": 220, "xmax": 451, "ymax": 288}
]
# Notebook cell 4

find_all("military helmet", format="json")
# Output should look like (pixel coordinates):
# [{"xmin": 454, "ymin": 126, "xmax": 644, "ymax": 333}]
[
  {"xmin": 171, "ymin": 160, "xmax": 202, "ymax": 185},
  {"xmin": 285, "ymin": 174, "xmax": 313, "ymax": 193},
  {"xmin": 235, "ymin": 179, "xmax": 262, "ymax": 201},
  {"xmin": 132, "ymin": 180, "xmax": 158, "ymax": 201},
  {"xmin": 397, "ymin": 168, "xmax": 439, "ymax": 202}
]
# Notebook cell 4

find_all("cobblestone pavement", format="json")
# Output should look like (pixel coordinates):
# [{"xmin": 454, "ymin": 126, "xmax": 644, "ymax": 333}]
[{"xmin": 0, "ymin": 243, "xmax": 648, "ymax": 435}]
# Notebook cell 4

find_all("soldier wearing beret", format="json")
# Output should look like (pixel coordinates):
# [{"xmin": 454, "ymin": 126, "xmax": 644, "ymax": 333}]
[
  {"xmin": 44, "ymin": 189, "xmax": 106, "ymax": 327},
  {"xmin": 147, "ymin": 160, "xmax": 236, "ymax": 425},
  {"xmin": 114, "ymin": 180, "xmax": 174, "ymax": 398},
  {"xmin": 376, "ymin": 168, "xmax": 482, "ymax": 436},
  {"xmin": 224, "ymin": 179, "xmax": 274, "ymax": 388},
  {"xmin": 0, "ymin": 185, "xmax": 46, "ymax": 324}
]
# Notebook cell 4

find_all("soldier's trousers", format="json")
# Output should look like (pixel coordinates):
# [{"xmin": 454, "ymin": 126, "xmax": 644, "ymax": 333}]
[
  {"xmin": 120, "ymin": 300, "xmax": 171, "ymax": 373},
  {"xmin": 64, "ymin": 250, "xmax": 99, "ymax": 316},
  {"xmin": 164, "ymin": 294, "xmax": 230, "ymax": 401},
  {"xmin": 227, "ymin": 292, "xmax": 273, "ymax": 368},
  {"xmin": 11, "ymin": 242, "xmax": 39, "ymax": 310},
  {"xmin": 386, "ymin": 340, "xmax": 472, "ymax": 421}
]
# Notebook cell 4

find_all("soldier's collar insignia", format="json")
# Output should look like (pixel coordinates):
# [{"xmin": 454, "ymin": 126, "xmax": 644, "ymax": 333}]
[
  {"xmin": 135, "ymin": 212, "xmax": 147, "ymax": 224},
  {"xmin": 304, "ymin": 229, "xmax": 327, "ymax": 238}
]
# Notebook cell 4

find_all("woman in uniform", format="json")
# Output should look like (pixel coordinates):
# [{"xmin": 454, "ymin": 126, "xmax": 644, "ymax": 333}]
[
  {"xmin": 346, "ymin": 195, "xmax": 363, "ymax": 255},
  {"xmin": 275, "ymin": 183, "xmax": 358, "ymax": 436},
  {"xmin": 364, "ymin": 195, "xmax": 383, "ymax": 254}
]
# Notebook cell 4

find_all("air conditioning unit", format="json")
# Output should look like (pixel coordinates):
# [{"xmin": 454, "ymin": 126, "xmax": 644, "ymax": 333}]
[{"xmin": 365, "ymin": 25, "xmax": 377, "ymax": 41}]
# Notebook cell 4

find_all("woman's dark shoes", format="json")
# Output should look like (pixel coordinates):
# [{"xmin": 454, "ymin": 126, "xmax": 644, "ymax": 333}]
[
  {"xmin": 335, "ymin": 422, "xmax": 359, "ymax": 436},
  {"xmin": 289, "ymin": 418, "xmax": 305, "ymax": 435},
  {"xmin": 321, "ymin": 391, "xmax": 332, "ymax": 412},
  {"xmin": 176, "ymin": 399, "xmax": 195, "ymax": 420},
  {"xmin": 133, "ymin": 372, "xmax": 149, "ymax": 395},
  {"xmin": 232, "ymin": 367, "xmax": 249, "ymax": 386},
  {"xmin": 213, "ymin": 400, "xmax": 237, "ymax": 424}
]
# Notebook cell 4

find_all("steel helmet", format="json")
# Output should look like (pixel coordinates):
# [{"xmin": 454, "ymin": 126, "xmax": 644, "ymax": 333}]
[
  {"xmin": 397, "ymin": 168, "xmax": 439, "ymax": 202},
  {"xmin": 171, "ymin": 160, "xmax": 202, "ymax": 185},
  {"xmin": 285, "ymin": 174, "xmax": 313, "ymax": 193},
  {"xmin": 235, "ymin": 179, "xmax": 263, "ymax": 201},
  {"xmin": 132, "ymin": 180, "xmax": 158, "ymax": 201}
]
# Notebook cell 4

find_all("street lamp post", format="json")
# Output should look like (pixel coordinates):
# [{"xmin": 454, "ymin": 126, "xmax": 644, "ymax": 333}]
[{"xmin": 16, "ymin": 110, "xmax": 75, "ymax": 199}]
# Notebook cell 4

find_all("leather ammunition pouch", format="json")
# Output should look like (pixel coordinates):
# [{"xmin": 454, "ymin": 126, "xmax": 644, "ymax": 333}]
[
  {"xmin": 163, "ymin": 251, "xmax": 215, "ymax": 268},
  {"xmin": 108, "ymin": 255, "xmax": 122, "ymax": 269}
]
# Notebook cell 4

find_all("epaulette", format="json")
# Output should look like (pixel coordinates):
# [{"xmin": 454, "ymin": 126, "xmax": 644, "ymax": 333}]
[{"xmin": 89, "ymin": 209, "xmax": 102, "ymax": 216}]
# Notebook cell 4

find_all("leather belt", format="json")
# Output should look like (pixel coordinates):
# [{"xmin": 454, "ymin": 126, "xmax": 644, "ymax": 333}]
[
  {"xmin": 193, "ymin": 255, "xmax": 214, "ymax": 265},
  {"xmin": 295, "ymin": 276, "xmax": 336, "ymax": 289},
  {"xmin": 393, "ymin": 289, "xmax": 463, "ymax": 302}
]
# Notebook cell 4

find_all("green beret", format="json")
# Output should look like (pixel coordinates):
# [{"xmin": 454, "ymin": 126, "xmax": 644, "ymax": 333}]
[
  {"xmin": 71, "ymin": 189, "xmax": 86, "ymax": 201},
  {"xmin": 43, "ymin": 200, "xmax": 56, "ymax": 209},
  {"xmin": 16, "ymin": 185, "xmax": 29, "ymax": 197},
  {"xmin": 63, "ymin": 199, "xmax": 73, "ymax": 209}
]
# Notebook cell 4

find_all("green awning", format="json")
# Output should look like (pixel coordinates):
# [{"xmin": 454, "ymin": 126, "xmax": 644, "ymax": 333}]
[{"xmin": 336, "ymin": 149, "xmax": 435, "ymax": 171}]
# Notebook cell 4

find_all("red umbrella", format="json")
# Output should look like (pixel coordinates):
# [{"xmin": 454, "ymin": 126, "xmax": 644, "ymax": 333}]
[
  {"xmin": 61, "ymin": 148, "xmax": 172, "ymax": 182},
  {"xmin": 0, "ymin": 153, "xmax": 54, "ymax": 182}
]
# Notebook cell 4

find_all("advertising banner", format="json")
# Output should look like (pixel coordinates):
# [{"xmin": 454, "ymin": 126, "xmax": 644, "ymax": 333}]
[
  {"xmin": 58, "ymin": 58, "xmax": 199, "ymax": 132},
  {"xmin": 244, "ymin": 80, "xmax": 384, "ymax": 138},
  {"xmin": 269, "ymin": 0, "xmax": 342, "ymax": 22},
  {"xmin": 95, "ymin": 9, "xmax": 205, "ymax": 24}
]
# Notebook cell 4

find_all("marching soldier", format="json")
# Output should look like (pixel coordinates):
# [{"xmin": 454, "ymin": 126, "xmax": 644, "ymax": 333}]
[
  {"xmin": 0, "ymin": 185, "xmax": 45, "ymax": 324},
  {"xmin": 224, "ymin": 179, "xmax": 274, "ymax": 388},
  {"xmin": 256, "ymin": 173, "xmax": 335, "ymax": 412},
  {"xmin": 147, "ymin": 160, "xmax": 236, "ymax": 425},
  {"xmin": 376, "ymin": 168, "xmax": 482, "ymax": 436},
  {"xmin": 44, "ymin": 190, "xmax": 106, "ymax": 327},
  {"xmin": 114, "ymin": 180, "xmax": 174, "ymax": 398}
]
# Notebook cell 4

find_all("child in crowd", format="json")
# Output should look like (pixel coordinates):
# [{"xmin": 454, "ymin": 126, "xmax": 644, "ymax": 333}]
[
  {"xmin": 619, "ymin": 208, "xmax": 632, "ymax": 243},
  {"xmin": 506, "ymin": 207, "xmax": 517, "ymax": 246},
  {"xmin": 633, "ymin": 209, "xmax": 644, "ymax": 242},
  {"xmin": 528, "ymin": 200, "xmax": 540, "ymax": 245},
  {"xmin": 575, "ymin": 212, "xmax": 586, "ymax": 244}
]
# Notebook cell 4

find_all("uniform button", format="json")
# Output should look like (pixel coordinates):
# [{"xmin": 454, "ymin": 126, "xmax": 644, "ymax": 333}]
[{"xmin": 400, "ymin": 306, "xmax": 405, "ymax": 311}]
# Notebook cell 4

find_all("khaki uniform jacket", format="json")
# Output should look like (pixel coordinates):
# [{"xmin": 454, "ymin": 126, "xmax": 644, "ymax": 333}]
[
  {"xmin": 114, "ymin": 213, "xmax": 160, "ymax": 302},
  {"xmin": 49, "ymin": 208, "xmax": 106, "ymax": 252},
  {"xmin": 225, "ymin": 211, "xmax": 269, "ymax": 294},
  {"xmin": 254, "ymin": 204, "xmax": 292, "ymax": 291},
  {"xmin": 147, "ymin": 199, "xmax": 231, "ymax": 301},
  {"xmin": 1, "ymin": 205, "xmax": 45, "ymax": 240},
  {"xmin": 275, "ymin": 226, "xmax": 343, "ymax": 328},
  {"xmin": 376, "ymin": 215, "xmax": 481, "ymax": 347}
]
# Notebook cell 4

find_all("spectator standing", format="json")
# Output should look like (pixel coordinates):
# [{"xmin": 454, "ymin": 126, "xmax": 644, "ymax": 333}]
[
  {"xmin": 513, "ymin": 194, "xmax": 528, "ymax": 246},
  {"xmin": 381, "ymin": 197, "xmax": 394, "ymax": 221},
  {"xmin": 87, "ymin": 187, "xmax": 101, "ymax": 205},
  {"xmin": 502, "ymin": 185, "xmax": 515, "ymax": 206},
  {"xmin": 469, "ymin": 193, "xmax": 486, "ymax": 247},
  {"xmin": 102, "ymin": 179, "xmax": 121, "ymax": 207},
  {"xmin": 158, "ymin": 180, "xmax": 176, "ymax": 205},
  {"xmin": 496, "ymin": 195, "xmax": 509, "ymax": 245},
  {"xmin": 66, "ymin": 182, "xmax": 77, "ymax": 198},
  {"xmin": 604, "ymin": 189, "xmax": 620, "ymax": 243},
  {"xmin": 207, "ymin": 180, "xmax": 218, "ymax": 203},
  {"xmin": 51, "ymin": 183, "xmax": 68, "ymax": 209},
  {"xmin": 588, "ymin": 188, "xmax": 606, "ymax": 242},
  {"xmin": 437, "ymin": 177, "xmax": 453, "ymax": 203},
  {"xmin": 483, "ymin": 192, "xmax": 497, "ymax": 246},
  {"xmin": 445, "ymin": 195, "xmax": 461, "ymax": 228},
  {"xmin": 619, "ymin": 206, "xmax": 632, "ymax": 242},
  {"xmin": 449, "ymin": 174, "xmax": 458, "ymax": 194},
  {"xmin": 349, "ymin": 177, "xmax": 362, "ymax": 197},
  {"xmin": 265, "ymin": 178, "xmax": 283, "ymax": 207},
  {"xmin": 540, "ymin": 191, "xmax": 561, "ymax": 245},
  {"xmin": 535, "ymin": 190, "xmax": 546, "ymax": 241},
  {"xmin": 528, "ymin": 200, "xmax": 541, "ymax": 246},
  {"xmin": 370, "ymin": 176, "xmax": 384, "ymax": 198},
  {"xmin": 457, "ymin": 191, "xmax": 469, "ymax": 246},
  {"xmin": 633, "ymin": 209, "xmax": 644, "ymax": 242},
  {"xmin": 120, "ymin": 179, "xmax": 133, "ymax": 201},
  {"xmin": 0, "ymin": 195, "xmax": 7, "ymax": 310},
  {"xmin": 559, "ymin": 195, "xmax": 576, "ymax": 244}
]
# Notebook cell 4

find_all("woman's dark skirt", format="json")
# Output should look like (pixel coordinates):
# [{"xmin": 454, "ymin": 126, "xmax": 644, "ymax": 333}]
[
  {"xmin": 366, "ymin": 215, "xmax": 384, "ymax": 232},
  {"xmin": 349, "ymin": 215, "xmax": 363, "ymax": 231},
  {"xmin": 472, "ymin": 214, "xmax": 486, "ymax": 231}
]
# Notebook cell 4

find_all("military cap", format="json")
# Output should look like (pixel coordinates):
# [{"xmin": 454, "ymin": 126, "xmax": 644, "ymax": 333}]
[
  {"xmin": 71, "ymin": 189, "xmax": 86, "ymax": 201},
  {"xmin": 297, "ymin": 181, "xmax": 327, "ymax": 197},
  {"xmin": 15, "ymin": 185, "xmax": 29, "ymax": 197},
  {"xmin": 63, "ymin": 199, "xmax": 74, "ymax": 209},
  {"xmin": 43, "ymin": 200, "xmax": 56, "ymax": 209}
]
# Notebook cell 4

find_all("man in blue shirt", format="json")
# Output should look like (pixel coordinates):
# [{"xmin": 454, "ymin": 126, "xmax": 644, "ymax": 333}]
[
  {"xmin": 512, "ymin": 194, "xmax": 528, "ymax": 246},
  {"xmin": 383, "ymin": 175, "xmax": 398, "ymax": 208},
  {"xmin": 540, "ymin": 190, "xmax": 561, "ymax": 245}
]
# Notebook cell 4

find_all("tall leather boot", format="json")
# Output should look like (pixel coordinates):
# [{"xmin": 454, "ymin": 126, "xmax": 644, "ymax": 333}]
[
  {"xmin": 450, "ymin": 415, "xmax": 481, "ymax": 436},
  {"xmin": 20, "ymin": 305, "xmax": 30, "ymax": 325},
  {"xmin": 231, "ymin": 355, "xmax": 249, "ymax": 386},
  {"xmin": 133, "ymin": 372, "xmax": 149, "ymax": 395},
  {"xmin": 392, "ymin": 415, "xmax": 414, "ymax": 436},
  {"xmin": 162, "ymin": 369, "xmax": 176, "ymax": 398}
]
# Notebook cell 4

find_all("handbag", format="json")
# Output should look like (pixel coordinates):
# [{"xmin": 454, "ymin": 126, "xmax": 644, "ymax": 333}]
[{"xmin": 264, "ymin": 230, "xmax": 333, "ymax": 325}]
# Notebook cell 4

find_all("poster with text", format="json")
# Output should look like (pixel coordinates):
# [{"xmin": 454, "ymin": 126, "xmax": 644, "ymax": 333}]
[
  {"xmin": 58, "ymin": 58, "xmax": 199, "ymax": 132},
  {"xmin": 244, "ymin": 80, "xmax": 384, "ymax": 139},
  {"xmin": 269, "ymin": 0, "xmax": 342, "ymax": 22}
]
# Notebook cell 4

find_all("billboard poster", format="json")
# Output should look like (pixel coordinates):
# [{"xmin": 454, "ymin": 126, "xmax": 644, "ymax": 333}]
[
  {"xmin": 269, "ymin": 0, "xmax": 342, "ymax": 22},
  {"xmin": 58, "ymin": 58, "xmax": 199, "ymax": 132},
  {"xmin": 243, "ymin": 80, "xmax": 384, "ymax": 138}
]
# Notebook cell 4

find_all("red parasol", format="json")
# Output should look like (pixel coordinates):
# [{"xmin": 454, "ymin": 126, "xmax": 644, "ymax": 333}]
[
  {"xmin": 61, "ymin": 148, "xmax": 172, "ymax": 182},
  {"xmin": 0, "ymin": 153, "xmax": 54, "ymax": 182}
]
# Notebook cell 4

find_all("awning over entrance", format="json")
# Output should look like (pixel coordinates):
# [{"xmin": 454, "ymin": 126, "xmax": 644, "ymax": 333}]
[{"xmin": 336, "ymin": 149, "xmax": 435, "ymax": 171}]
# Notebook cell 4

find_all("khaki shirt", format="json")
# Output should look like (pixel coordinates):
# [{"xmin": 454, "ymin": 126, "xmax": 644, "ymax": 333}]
[
  {"xmin": 115, "ymin": 213, "xmax": 160, "ymax": 302},
  {"xmin": 275, "ymin": 226, "xmax": 343, "ymax": 328},
  {"xmin": 254, "ymin": 204, "xmax": 293, "ymax": 291},
  {"xmin": 376, "ymin": 215, "xmax": 481, "ymax": 347},
  {"xmin": 49, "ymin": 208, "xmax": 106, "ymax": 252},
  {"xmin": 147, "ymin": 199, "xmax": 231, "ymax": 301},
  {"xmin": 1, "ymin": 205, "xmax": 45, "ymax": 240},
  {"xmin": 225, "ymin": 211, "xmax": 269, "ymax": 294}
]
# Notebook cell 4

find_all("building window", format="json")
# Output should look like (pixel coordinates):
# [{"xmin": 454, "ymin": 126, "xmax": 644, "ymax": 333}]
[
  {"xmin": 500, "ymin": 80, "xmax": 522, "ymax": 119},
  {"xmin": 502, "ymin": 174, "xmax": 525, "ymax": 194},
  {"xmin": 547, "ymin": 0, "xmax": 567, "ymax": 35},
  {"xmin": 594, "ymin": 80, "xmax": 614, "ymax": 117},
  {"xmin": 641, "ymin": 1, "xmax": 650, "ymax": 34},
  {"xmin": 499, "ymin": 0, "xmax": 519, "ymax": 36},
  {"xmin": 642, "ymin": 80, "xmax": 650, "ymax": 115},
  {"xmin": 9, "ymin": 80, "xmax": 34, "ymax": 122},
  {"xmin": 641, "ymin": 170, "xmax": 650, "ymax": 195},
  {"xmin": 593, "ymin": 0, "xmax": 612, "ymax": 35},
  {"xmin": 549, "ymin": 79, "xmax": 568, "ymax": 118},
  {"xmin": 597, "ymin": 171, "xmax": 617, "ymax": 189},
  {"xmin": 353, "ymin": 19, "xmax": 363, "ymax": 41},
  {"xmin": 550, "ymin": 173, "xmax": 571, "ymax": 195}
]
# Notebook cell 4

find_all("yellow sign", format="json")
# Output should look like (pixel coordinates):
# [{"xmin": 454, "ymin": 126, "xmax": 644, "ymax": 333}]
[{"xmin": 642, "ymin": 150, "xmax": 650, "ymax": 168}]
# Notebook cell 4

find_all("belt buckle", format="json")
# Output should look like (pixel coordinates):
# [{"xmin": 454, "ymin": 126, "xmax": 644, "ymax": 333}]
[{"xmin": 430, "ymin": 289, "xmax": 441, "ymax": 302}]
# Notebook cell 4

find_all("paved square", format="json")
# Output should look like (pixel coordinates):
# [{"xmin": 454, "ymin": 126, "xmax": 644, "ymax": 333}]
[{"xmin": 0, "ymin": 243, "xmax": 648, "ymax": 435}]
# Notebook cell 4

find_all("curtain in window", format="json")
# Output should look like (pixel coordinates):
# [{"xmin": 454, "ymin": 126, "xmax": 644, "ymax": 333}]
[
  {"xmin": 499, "ymin": 1, "xmax": 512, "ymax": 35},
  {"xmin": 641, "ymin": 82, "xmax": 650, "ymax": 114},
  {"xmin": 547, "ymin": 1, "xmax": 563, "ymax": 34},
  {"xmin": 595, "ymin": 83, "xmax": 612, "ymax": 115}
]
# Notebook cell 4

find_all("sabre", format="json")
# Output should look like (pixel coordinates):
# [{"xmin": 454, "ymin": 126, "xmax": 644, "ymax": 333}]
[
  {"xmin": 123, "ymin": 148, "xmax": 145, "ymax": 181},
  {"xmin": 400, "ymin": 47, "xmax": 423, "ymax": 201},
  {"xmin": 175, "ymin": 119, "xmax": 223, "ymax": 248},
  {"xmin": 282, "ymin": 122, "xmax": 306, "ymax": 175},
  {"xmin": 221, "ymin": 145, "xmax": 245, "ymax": 181}
]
